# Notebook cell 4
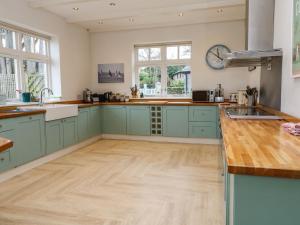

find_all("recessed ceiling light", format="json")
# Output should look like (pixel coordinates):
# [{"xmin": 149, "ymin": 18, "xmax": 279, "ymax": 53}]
[
  {"xmin": 178, "ymin": 12, "xmax": 184, "ymax": 17},
  {"xmin": 217, "ymin": 8, "xmax": 224, "ymax": 13},
  {"xmin": 72, "ymin": 7, "xmax": 79, "ymax": 11},
  {"xmin": 129, "ymin": 17, "xmax": 134, "ymax": 22},
  {"xmin": 98, "ymin": 20, "xmax": 104, "ymax": 24},
  {"xmin": 109, "ymin": 2, "xmax": 116, "ymax": 6}
]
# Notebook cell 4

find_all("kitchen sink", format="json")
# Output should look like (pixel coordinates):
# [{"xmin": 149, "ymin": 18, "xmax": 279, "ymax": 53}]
[{"xmin": 18, "ymin": 104, "xmax": 78, "ymax": 121}]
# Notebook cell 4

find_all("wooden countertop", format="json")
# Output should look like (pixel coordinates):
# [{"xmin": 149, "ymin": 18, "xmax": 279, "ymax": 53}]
[
  {"xmin": 220, "ymin": 108, "xmax": 300, "ymax": 179},
  {"xmin": 0, "ymin": 137, "xmax": 13, "ymax": 154}
]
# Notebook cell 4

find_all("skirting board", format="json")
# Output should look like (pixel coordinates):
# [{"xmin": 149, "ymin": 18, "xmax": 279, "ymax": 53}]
[
  {"xmin": 101, "ymin": 134, "xmax": 221, "ymax": 145},
  {"xmin": 0, "ymin": 135, "xmax": 102, "ymax": 184}
]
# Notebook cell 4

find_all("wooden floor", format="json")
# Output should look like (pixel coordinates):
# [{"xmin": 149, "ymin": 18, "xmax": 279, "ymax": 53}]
[{"xmin": 0, "ymin": 140, "xmax": 224, "ymax": 225}]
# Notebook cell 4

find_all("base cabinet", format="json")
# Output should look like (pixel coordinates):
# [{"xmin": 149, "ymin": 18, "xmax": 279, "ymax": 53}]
[
  {"xmin": 0, "ymin": 129, "xmax": 16, "ymax": 172},
  {"xmin": 78, "ymin": 108, "xmax": 90, "ymax": 142},
  {"xmin": 102, "ymin": 106, "xmax": 127, "ymax": 134},
  {"xmin": 89, "ymin": 106, "xmax": 101, "ymax": 137},
  {"xmin": 163, "ymin": 106, "xmax": 189, "ymax": 137},
  {"xmin": 127, "ymin": 106, "xmax": 150, "ymax": 136},
  {"xmin": 46, "ymin": 117, "xmax": 78, "ymax": 154},
  {"xmin": 14, "ymin": 115, "xmax": 45, "ymax": 166}
]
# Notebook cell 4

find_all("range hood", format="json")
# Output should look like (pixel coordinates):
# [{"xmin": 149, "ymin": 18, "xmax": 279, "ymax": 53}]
[
  {"xmin": 224, "ymin": 49, "xmax": 283, "ymax": 69},
  {"xmin": 224, "ymin": 0, "xmax": 281, "ymax": 69}
]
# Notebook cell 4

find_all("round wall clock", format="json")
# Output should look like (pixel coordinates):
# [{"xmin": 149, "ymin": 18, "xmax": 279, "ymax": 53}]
[{"xmin": 206, "ymin": 44, "xmax": 231, "ymax": 70}]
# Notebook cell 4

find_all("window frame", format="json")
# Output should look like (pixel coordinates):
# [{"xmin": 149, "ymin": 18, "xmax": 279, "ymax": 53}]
[
  {"xmin": 0, "ymin": 25, "xmax": 51, "ymax": 100},
  {"xmin": 135, "ymin": 43, "xmax": 192, "ymax": 97}
]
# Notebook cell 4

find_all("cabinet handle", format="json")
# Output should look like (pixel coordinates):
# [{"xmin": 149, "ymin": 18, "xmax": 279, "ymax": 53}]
[
  {"xmin": 201, "ymin": 129, "xmax": 205, "ymax": 132},
  {"xmin": 0, "ymin": 158, "xmax": 4, "ymax": 161},
  {"xmin": 29, "ymin": 116, "xmax": 32, "ymax": 120},
  {"xmin": 0, "ymin": 124, "xmax": 2, "ymax": 128}
]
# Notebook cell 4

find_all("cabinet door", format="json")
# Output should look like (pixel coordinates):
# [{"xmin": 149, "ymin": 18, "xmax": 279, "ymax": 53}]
[
  {"xmin": 127, "ymin": 106, "xmax": 150, "ymax": 136},
  {"xmin": 89, "ymin": 106, "xmax": 101, "ymax": 137},
  {"xmin": 102, "ymin": 106, "xmax": 127, "ymax": 134},
  {"xmin": 63, "ymin": 117, "xmax": 78, "ymax": 148},
  {"xmin": 14, "ymin": 115, "xmax": 45, "ymax": 166},
  {"xmin": 163, "ymin": 106, "xmax": 188, "ymax": 137},
  {"xmin": 189, "ymin": 106, "xmax": 217, "ymax": 122},
  {"xmin": 0, "ymin": 129, "xmax": 16, "ymax": 171},
  {"xmin": 45, "ymin": 120, "xmax": 63, "ymax": 154},
  {"xmin": 78, "ymin": 108, "xmax": 90, "ymax": 142},
  {"xmin": 189, "ymin": 122, "xmax": 217, "ymax": 138}
]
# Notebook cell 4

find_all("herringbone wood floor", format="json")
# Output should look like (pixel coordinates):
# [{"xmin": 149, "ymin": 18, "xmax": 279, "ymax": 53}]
[{"xmin": 0, "ymin": 140, "xmax": 224, "ymax": 225}]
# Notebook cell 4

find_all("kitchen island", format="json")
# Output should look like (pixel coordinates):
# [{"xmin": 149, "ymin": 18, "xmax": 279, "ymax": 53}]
[{"xmin": 220, "ymin": 108, "xmax": 300, "ymax": 225}]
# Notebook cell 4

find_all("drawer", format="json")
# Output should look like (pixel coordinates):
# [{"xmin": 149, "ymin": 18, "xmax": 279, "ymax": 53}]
[
  {"xmin": 0, "ymin": 118, "xmax": 16, "ymax": 132},
  {"xmin": 0, "ymin": 150, "xmax": 11, "ymax": 172},
  {"xmin": 189, "ymin": 106, "xmax": 217, "ymax": 122},
  {"xmin": 16, "ymin": 114, "xmax": 44, "ymax": 123},
  {"xmin": 189, "ymin": 122, "xmax": 217, "ymax": 138}
]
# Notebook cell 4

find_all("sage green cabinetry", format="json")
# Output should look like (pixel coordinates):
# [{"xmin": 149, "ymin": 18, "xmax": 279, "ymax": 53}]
[
  {"xmin": 102, "ymin": 106, "xmax": 127, "ymax": 134},
  {"xmin": 45, "ymin": 120, "xmax": 63, "ymax": 154},
  {"xmin": 78, "ymin": 108, "xmax": 90, "ymax": 142},
  {"xmin": 0, "ymin": 127, "xmax": 16, "ymax": 172},
  {"xmin": 0, "ymin": 150, "xmax": 11, "ymax": 172},
  {"xmin": 188, "ymin": 106, "xmax": 218, "ymax": 138},
  {"xmin": 63, "ymin": 117, "xmax": 78, "ymax": 147},
  {"xmin": 14, "ymin": 114, "xmax": 45, "ymax": 166},
  {"xmin": 89, "ymin": 106, "xmax": 101, "ymax": 137},
  {"xmin": 127, "ymin": 106, "xmax": 150, "ymax": 136},
  {"xmin": 163, "ymin": 106, "xmax": 189, "ymax": 137}
]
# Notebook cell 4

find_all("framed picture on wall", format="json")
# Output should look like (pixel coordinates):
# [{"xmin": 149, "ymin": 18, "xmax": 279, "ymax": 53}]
[
  {"xmin": 293, "ymin": 0, "xmax": 300, "ymax": 78},
  {"xmin": 98, "ymin": 63, "xmax": 125, "ymax": 83}
]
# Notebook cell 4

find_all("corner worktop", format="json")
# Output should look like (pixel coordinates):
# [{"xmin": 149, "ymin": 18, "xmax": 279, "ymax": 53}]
[{"xmin": 220, "ymin": 108, "xmax": 300, "ymax": 179}]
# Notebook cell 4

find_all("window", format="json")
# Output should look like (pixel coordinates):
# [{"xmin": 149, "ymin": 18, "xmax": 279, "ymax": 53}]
[
  {"xmin": 0, "ymin": 23, "xmax": 50, "ymax": 100},
  {"xmin": 135, "ymin": 43, "xmax": 192, "ymax": 97}
]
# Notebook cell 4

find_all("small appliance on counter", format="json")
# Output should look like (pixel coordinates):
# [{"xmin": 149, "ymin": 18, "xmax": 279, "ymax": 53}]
[
  {"xmin": 104, "ymin": 92, "xmax": 112, "ymax": 102},
  {"xmin": 92, "ymin": 93, "xmax": 99, "ymax": 102},
  {"xmin": 237, "ymin": 90, "xmax": 247, "ymax": 105},
  {"xmin": 83, "ymin": 88, "xmax": 93, "ymax": 103},
  {"xmin": 229, "ymin": 93, "xmax": 238, "ymax": 103},
  {"xmin": 98, "ymin": 94, "xmax": 106, "ymax": 102},
  {"xmin": 192, "ymin": 90, "xmax": 214, "ymax": 102},
  {"xmin": 214, "ymin": 84, "xmax": 224, "ymax": 103}
]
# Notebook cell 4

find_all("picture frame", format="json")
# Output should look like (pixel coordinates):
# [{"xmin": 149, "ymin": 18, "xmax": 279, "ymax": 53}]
[{"xmin": 98, "ymin": 63, "xmax": 124, "ymax": 83}]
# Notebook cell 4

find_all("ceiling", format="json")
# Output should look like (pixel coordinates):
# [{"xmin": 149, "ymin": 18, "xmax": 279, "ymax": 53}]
[{"xmin": 28, "ymin": 0, "xmax": 246, "ymax": 33}]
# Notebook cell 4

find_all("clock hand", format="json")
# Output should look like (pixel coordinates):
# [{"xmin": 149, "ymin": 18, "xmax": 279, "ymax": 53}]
[
  {"xmin": 210, "ymin": 51, "xmax": 223, "ymax": 60},
  {"xmin": 217, "ymin": 48, "xmax": 220, "ymax": 57}
]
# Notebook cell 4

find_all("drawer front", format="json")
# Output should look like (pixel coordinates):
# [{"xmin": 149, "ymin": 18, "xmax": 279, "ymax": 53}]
[
  {"xmin": 0, "ymin": 150, "xmax": 11, "ymax": 172},
  {"xmin": 189, "ymin": 106, "xmax": 217, "ymax": 122},
  {"xmin": 0, "ymin": 118, "xmax": 16, "ymax": 132},
  {"xmin": 16, "ymin": 114, "xmax": 44, "ymax": 123},
  {"xmin": 189, "ymin": 122, "xmax": 217, "ymax": 138}
]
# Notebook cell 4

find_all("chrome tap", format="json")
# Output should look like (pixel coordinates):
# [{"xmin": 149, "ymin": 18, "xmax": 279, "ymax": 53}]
[{"xmin": 39, "ymin": 88, "xmax": 53, "ymax": 106}]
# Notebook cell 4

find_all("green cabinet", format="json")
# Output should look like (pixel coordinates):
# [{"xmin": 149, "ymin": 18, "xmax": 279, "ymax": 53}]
[
  {"xmin": 89, "ymin": 106, "xmax": 101, "ymax": 137},
  {"xmin": 45, "ymin": 120, "xmax": 63, "ymax": 154},
  {"xmin": 45, "ymin": 117, "xmax": 78, "ymax": 154},
  {"xmin": 0, "ymin": 127, "xmax": 16, "ymax": 172},
  {"xmin": 63, "ymin": 117, "xmax": 78, "ymax": 147},
  {"xmin": 163, "ymin": 106, "xmax": 189, "ymax": 137},
  {"xmin": 127, "ymin": 106, "xmax": 150, "ymax": 136},
  {"xmin": 189, "ymin": 122, "xmax": 217, "ymax": 138},
  {"xmin": 102, "ymin": 106, "xmax": 127, "ymax": 134},
  {"xmin": 78, "ymin": 108, "xmax": 90, "ymax": 142},
  {"xmin": 189, "ymin": 106, "xmax": 217, "ymax": 122},
  {"xmin": 14, "ymin": 115, "xmax": 45, "ymax": 166}
]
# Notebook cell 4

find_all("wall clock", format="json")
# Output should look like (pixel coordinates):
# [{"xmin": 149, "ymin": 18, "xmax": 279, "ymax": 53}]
[{"xmin": 206, "ymin": 44, "xmax": 231, "ymax": 70}]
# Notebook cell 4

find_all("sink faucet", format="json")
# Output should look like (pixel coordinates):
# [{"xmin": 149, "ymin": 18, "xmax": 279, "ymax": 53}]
[{"xmin": 39, "ymin": 88, "xmax": 53, "ymax": 106}]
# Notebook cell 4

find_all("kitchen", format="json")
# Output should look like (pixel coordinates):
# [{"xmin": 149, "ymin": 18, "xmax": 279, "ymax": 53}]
[{"xmin": 0, "ymin": 0, "xmax": 299, "ymax": 225}]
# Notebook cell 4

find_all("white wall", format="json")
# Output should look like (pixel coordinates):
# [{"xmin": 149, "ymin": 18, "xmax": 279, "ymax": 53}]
[
  {"xmin": 0, "ymin": 0, "xmax": 90, "ymax": 100},
  {"xmin": 274, "ymin": 0, "xmax": 300, "ymax": 118},
  {"xmin": 91, "ymin": 21, "xmax": 260, "ymax": 98}
]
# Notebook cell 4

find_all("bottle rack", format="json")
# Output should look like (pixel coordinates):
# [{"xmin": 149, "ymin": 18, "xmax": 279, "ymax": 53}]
[{"xmin": 150, "ymin": 106, "xmax": 163, "ymax": 136}]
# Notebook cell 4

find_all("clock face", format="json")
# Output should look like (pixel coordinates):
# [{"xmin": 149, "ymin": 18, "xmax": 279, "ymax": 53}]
[{"xmin": 206, "ymin": 45, "xmax": 231, "ymax": 70}]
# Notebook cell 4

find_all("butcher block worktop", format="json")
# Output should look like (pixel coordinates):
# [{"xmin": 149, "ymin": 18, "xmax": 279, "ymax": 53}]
[
  {"xmin": 0, "ymin": 137, "xmax": 13, "ymax": 153},
  {"xmin": 220, "ymin": 108, "xmax": 300, "ymax": 179}
]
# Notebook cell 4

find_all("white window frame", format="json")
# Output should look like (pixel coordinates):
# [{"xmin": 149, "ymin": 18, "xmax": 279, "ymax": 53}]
[
  {"xmin": 0, "ymin": 24, "xmax": 51, "ymax": 99},
  {"xmin": 134, "ymin": 42, "xmax": 192, "ymax": 98}
]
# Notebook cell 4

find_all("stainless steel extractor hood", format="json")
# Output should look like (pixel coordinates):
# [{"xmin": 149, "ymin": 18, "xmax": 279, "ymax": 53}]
[
  {"xmin": 224, "ymin": 49, "xmax": 283, "ymax": 69},
  {"xmin": 224, "ymin": 0, "xmax": 281, "ymax": 69}
]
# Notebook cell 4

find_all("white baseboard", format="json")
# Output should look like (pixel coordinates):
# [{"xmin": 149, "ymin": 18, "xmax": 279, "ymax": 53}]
[
  {"xmin": 101, "ymin": 134, "xmax": 220, "ymax": 145},
  {"xmin": 0, "ymin": 135, "xmax": 102, "ymax": 183}
]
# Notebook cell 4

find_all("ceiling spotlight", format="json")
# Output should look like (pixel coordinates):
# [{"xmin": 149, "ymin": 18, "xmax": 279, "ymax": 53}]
[
  {"xmin": 129, "ymin": 17, "xmax": 134, "ymax": 22},
  {"xmin": 217, "ymin": 8, "xmax": 224, "ymax": 13},
  {"xmin": 72, "ymin": 7, "xmax": 79, "ymax": 11},
  {"xmin": 98, "ymin": 20, "xmax": 104, "ymax": 24},
  {"xmin": 178, "ymin": 12, "xmax": 184, "ymax": 17},
  {"xmin": 109, "ymin": 2, "xmax": 116, "ymax": 6}
]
